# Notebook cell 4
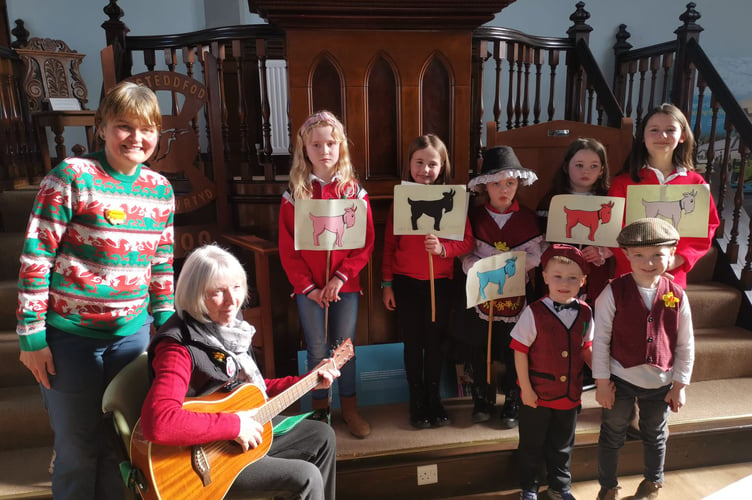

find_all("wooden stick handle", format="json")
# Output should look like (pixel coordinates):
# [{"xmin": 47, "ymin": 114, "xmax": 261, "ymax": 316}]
[
  {"xmin": 486, "ymin": 300, "xmax": 495, "ymax": 385},
  {"xmin": 429, "ymin": 252, "xmax": 435, "ymax": 323}
]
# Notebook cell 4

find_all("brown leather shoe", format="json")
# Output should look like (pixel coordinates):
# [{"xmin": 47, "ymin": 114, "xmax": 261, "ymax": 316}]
[
  {"xmin": 596, "ymin": 485, "xmax": 620, "ymax": 500},
  {"xmin": 633, "ymin": 479, "xmax": 661, "ymax": 500}
]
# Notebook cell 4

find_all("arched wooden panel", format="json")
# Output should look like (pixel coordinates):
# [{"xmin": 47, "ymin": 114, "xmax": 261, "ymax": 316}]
[
  {"xmin": 310, "ymin": 54, "xmax": 343, "ymax": 120},
  {"xmin": 421, "ymin": 55, "xmax": 452, "ymax": 160},
  {"xmin": 366, "ymin": 54, "xmax": 400, "ymax": 179}
]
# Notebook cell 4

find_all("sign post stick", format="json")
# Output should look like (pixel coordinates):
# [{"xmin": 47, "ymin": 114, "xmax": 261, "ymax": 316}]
[{"xmin": 486, "ymin": 300, "xmax": 495, "ymax": 385}]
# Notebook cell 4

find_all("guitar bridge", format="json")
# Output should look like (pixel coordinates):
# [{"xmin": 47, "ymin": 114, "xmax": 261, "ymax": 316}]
[{"xmin": 191, "ymin": 445, "xmax": 212, "ymax": 487}]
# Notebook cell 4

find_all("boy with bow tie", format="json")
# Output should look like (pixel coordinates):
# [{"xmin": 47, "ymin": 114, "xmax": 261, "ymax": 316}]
[{"xmin": 510, "ymin": 244, "xmax": 599, "ymax": 500}]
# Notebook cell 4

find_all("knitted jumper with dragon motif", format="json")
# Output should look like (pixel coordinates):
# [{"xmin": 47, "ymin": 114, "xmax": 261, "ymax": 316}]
[{"xmin": 16, "ymin": 151, "xmax": 175, "ymax": 351}]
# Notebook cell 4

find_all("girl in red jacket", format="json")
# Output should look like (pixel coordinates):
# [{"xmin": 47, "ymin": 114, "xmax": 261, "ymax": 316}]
[
  {"xmin": 382, "ymin": 134, "xmax": 474, "ymax": 429},
  {"xmin": 608, "ymin": 103, "xmax": 720, "ymax": 289},
  {"xmin": 278, "ymin": 111, "xmax": 375, "ymax": 438}
]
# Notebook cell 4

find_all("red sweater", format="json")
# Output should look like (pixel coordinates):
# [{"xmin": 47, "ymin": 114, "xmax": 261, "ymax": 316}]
[
  {"xmin": 608, "ymin": 168, "xmax": 720, "ymax": 288},
  {"xmin": 382, "ymin": 204, "xmax": 474, "ymax": 281},
  {"xmin": 279, "ymin": 181, "xmax": 375, "ymax": 295},
  {"xmin": 140, "ymin": 339, "xmax": 300, "ymax": 447}
]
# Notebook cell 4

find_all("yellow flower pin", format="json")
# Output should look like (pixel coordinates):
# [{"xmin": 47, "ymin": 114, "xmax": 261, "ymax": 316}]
[
  {"xmin": 213, "ymin": 352, "xmax": 225, "ymax": 362},
  {"xmin": 494, "ymin": 241, "xmax": 509, "ymax": 251},
  {"xmin": 662, "ymin": 292, "xmax": 680, "ymax": 308}
]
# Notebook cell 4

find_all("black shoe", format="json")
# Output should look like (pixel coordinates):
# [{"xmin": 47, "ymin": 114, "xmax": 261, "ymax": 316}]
[
  {"xmin": 427, "ymin": 383, "xmax": 451, "ymax": 427},
  {"xmin": 308, "ymin": 408, "xmax": 331, "ymax": 425},
  {"xmin": 500, "ymin": 389, "xmax": 520, "ymax": 429},
  {"xmin": 471, "ymin": 398, "xmax": 493, "ymax": 424},
  {"xmin": 408, "ymin": 383, "xmax": 431, "ymax": 429}
]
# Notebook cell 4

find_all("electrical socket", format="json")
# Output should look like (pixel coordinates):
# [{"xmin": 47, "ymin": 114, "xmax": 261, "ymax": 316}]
[{"xmin": 416, "ymin": 464, "xmax": 438, "ymax": 485}]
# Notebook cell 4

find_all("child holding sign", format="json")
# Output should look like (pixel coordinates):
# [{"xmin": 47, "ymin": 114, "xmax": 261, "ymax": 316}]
[
  {"xmin": 382, "ymin": 134, "xmax": 473, "ymax": 428},
  {"xmin": 537, "ymin": 138, "xmax": 615, "ymax": 304},
  {"xmin": 459, "ymin": 146, "xmax": 544, "ymax": 427},
  {"xmin": 278, "ymin": 110, "xmax": 375, "ymax": 438},
  {"xmin": 608, "ymin": 103, "xmax": 719, "ymax": 289}
]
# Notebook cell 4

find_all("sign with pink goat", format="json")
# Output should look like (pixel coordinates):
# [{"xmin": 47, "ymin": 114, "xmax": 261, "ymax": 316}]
[{"xmin": 294, "ymin": 199, "xmax": 368, "ymax": 251}]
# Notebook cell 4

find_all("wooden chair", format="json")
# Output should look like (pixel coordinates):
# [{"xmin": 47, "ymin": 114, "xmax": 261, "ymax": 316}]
[
  {"xmin": 485, "ymin": 118, "xmax": 635, "ymax": 211},
  {"xmin": 14, "ymin": 37, "xmax": 96, "ymax": 172}
]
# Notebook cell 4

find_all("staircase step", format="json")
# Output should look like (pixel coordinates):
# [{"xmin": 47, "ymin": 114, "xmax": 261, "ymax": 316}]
[
  {"xmin": 685, "ymin": 281, "xmax": 741, "ymax": 329},
  {"xmin": 0, "ymin": 446, "xmax": 52, "ymax": 500},
  {"xmin": 687, "ymin": 245, "xmax": 717, "ymax": 283},
  {"xmin": 0, "ymin": 333, "xmax": 36, "ymax": 388},
  {"xmin": 693, "ymin": 327, "xmax": 752, "ymax": 382},
  {"xmin": 0, "ymin": 282, "xmax": 18, "ymax": 333},
  {"xmin": 0, "ymin": 386, "xmax": 52, "ymax": 450}
]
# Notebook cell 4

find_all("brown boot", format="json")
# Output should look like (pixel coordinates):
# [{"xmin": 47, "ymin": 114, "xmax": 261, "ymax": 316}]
[{"xmin": 340, "ymin": 395, "xmax": 371, "ymax": 438}]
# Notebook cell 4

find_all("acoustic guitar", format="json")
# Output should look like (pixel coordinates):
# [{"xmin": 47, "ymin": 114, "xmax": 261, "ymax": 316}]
[{"xmin": 130, "ymin": 338, "xmax": 354, "ymax": 500}]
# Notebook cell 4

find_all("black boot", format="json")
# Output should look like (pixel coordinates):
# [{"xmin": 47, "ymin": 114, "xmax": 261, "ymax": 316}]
[
  {"xmin": 408, "ymin": 383, "xmax": 431, "ymax": 429},
  {"xmin": 471, "ymin": 384, "xmax": 494, "ymax": 424},
  {"xmin": 427, "ymin": 382, "xmax": 450, "ymax": 427},
  {"xmin": 500, "ymin": 387, "xmax": 520, "ymax": 429}
]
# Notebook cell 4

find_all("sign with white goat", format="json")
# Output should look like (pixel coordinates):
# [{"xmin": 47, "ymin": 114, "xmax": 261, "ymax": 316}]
[
  {"xmin": 546, "ymin": 194, "xmax": 625, "ymax": 247},
  {"xmin": 625, "ymin": 184, "xmax": 710, "ymax": 237},
  {"xmin": 294, "ymin": 199, "xmax": 368, "ymax": 250},
  {"xmin": 392, "ymin": 183, "xmax": 469, "ymax": 240}
]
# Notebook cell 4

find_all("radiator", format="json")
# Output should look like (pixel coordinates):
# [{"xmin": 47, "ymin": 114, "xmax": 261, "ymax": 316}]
[{"xmin": 262, "ymin": 59, "xmax": 290, "ymax": 155}]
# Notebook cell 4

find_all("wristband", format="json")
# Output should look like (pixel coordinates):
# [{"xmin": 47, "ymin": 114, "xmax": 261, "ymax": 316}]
[{"xmin": 381, "ymin": 280, "xmax": 392, "ymax": 288}]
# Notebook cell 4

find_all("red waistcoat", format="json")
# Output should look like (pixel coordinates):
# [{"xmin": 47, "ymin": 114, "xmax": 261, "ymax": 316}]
[
  {"xmin": 469, "ymin": 203, "xmax": 541, "ymax": 318},
  {"xmin": 528, "ymin": 299, "xmax": 590, "ymax": 402},
  {"xmin": 610, "ymin": 274, "xmax": 682, "ymax": 371}
]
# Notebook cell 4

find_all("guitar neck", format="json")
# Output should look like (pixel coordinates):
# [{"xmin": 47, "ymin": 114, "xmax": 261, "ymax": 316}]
[{"xmin": 254, "ymin": 367, "xmax": 324, "ymax": 424}]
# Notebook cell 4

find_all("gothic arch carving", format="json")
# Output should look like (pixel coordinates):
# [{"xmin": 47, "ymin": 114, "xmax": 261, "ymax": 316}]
[
  {"xmin": 365, "ymin": 52, "xmax": 400, "ymax": 178},
  {"xmin": 308, "ymin": 52, "xmax": 345, "ymax": 121}
]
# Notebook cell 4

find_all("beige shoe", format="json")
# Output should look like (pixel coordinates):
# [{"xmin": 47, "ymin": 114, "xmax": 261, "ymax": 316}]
[
  {"xmin": 633, "ymin": 479, "xmax": 661, "ymax": 500},
  {"xmin": 596, "ymin": 485, "xmax": 620, "ymax": 500},
  {"xmin": 340, "ymin": 395, "xmax": 371, "ymax": 438}
]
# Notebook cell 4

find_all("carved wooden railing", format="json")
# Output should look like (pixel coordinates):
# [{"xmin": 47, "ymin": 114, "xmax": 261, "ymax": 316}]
[
  {"xmin": 614, "ymin": 2, "xmax": 752, "ymax": 289},
  {"xmin": 0, "ymin": 43, "xmax": 42, "ymax": 190},
  {"xmin": 470, "ymin": 1, "xmax": 623, "ymax": 172}
]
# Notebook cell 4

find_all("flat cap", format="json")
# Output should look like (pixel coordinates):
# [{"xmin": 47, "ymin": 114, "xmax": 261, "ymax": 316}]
[
  {"xmin": 617, "ymin": 217, "xmax": 680, "ymax": 248},
  {"xmin": 541, "ymin": 243, "xmax": 590, "ymax": 275}
]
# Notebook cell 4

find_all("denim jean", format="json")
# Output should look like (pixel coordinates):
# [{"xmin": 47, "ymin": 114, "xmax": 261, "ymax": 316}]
[
  {"xmin": 41, "ymin": 322, "xmax": 150, "ymax": 500},
  {"xmin": 597, "ymin": 376, "xmax": 671, "ymax": 489},
  {"xmin": 296, "ymin": 292, "xmax": 359, "ymax": 401}
]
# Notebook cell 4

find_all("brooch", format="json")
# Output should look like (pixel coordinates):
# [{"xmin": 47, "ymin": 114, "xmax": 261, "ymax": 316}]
[
  {"xmin": 494, "ymin": 241, "xmax": 510, "ymax": 251},
  {"xmin": 104, "ymin": 207, "xmax": 126, "ymax": 225},
  {"xmin": 662, "ymin": 292, "xmax": 680, "ymax": 308}
]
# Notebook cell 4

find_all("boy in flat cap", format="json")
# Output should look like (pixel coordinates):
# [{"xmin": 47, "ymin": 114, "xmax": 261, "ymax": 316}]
[
  {"xmin": 510, "ymin": 244, "xmax": 595, "ymax": 500},
  {"xmin": 458, "ymin": 146, "xmax": 544, "ymax": 427},
  {"xmin": 593, "ymin": 218, "xmax": 695, "ymax": 500}
]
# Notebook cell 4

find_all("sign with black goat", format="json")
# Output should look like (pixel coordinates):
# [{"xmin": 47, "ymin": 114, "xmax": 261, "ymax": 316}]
[{"xmin": 392, "ymin": 183, "xmax": 469, "ymax": 239}]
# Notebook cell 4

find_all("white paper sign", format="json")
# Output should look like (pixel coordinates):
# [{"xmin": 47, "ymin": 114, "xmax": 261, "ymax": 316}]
[
  {"xmin": 294, "ymin": 199, "xmax": 368, "ymax": 251},
  {"xmin": 392, "ymin": 184, "xmax": 468, "ymax": 240},
  {"xmin": 466, "ymin": 251, "xmax": 527, "ymax": 308},
  {"xmin": 625, "ymin": 184, "xmax": 710, "ymax": 238},
  {"xmin": 546, "ymin": 194, "xmax": 625, "ymax": 247}
]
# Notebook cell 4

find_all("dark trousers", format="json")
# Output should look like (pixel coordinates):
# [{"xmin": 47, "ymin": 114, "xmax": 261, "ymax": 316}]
[
  {"xmin": 460, "ymin": 309, "xmax": 516, "ymax": 394},
  {"xmin": 393, "ymin": 275, "xmax": 452, "ymax": 386},
  {"xmin": 232, "ymin": 418, "xmax": 337, "ymax": 500},
  {"xmin": 597, "ymin": 376, "xmax": 671, "ymax": 489},
  {"xmin": 518, "ymin": 404, "xmax": 578, "ymax": 492}
]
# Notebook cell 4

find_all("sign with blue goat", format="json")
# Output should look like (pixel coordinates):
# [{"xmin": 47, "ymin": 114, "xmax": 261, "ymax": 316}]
[
  {"xmin": 294, "ymin": 199, "xmax": 368, "ymax": 250},
  {"xmin": 545, "ymin": 194, "xmax": 624, "ymax": 247},
  {"xmin": 625, "ymin": 184, "xmax": 710, "ymax": 237},
  {"xmin": 392, "ymin": 183, "xmax": 469, "ymax": 240},
  {"xmin": 465, "ymin": 251, "xmax": 527, "ymax": 308}
]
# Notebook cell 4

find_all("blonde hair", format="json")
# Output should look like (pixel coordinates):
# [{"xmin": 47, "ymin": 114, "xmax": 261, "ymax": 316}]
[
  {"xmin": 175, "ymin": 244, "xmax": 248, "ymax": 324},
  {"xmin": 95, "ymin": 81, "xmax": 162, "ymax": 134},
  {"xmin": 288, "ymin": 110, "xmax": 358, "ymax": 200},
  {"xmin": 403, "ymin": 133, "xmax": 452, "ymax": 184}
]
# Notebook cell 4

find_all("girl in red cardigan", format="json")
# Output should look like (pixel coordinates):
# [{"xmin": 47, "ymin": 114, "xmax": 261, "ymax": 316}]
[
  {"xmin": 608, "ymin": 103, "xmax": 720, "ymax": 289},
  {"xmin": 278, "ymin": 111, "xmax": 375, "ymax": 438},
  {"xmin": 382, "ymin": 134, "xmax": 474, "ymax": 429}
]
